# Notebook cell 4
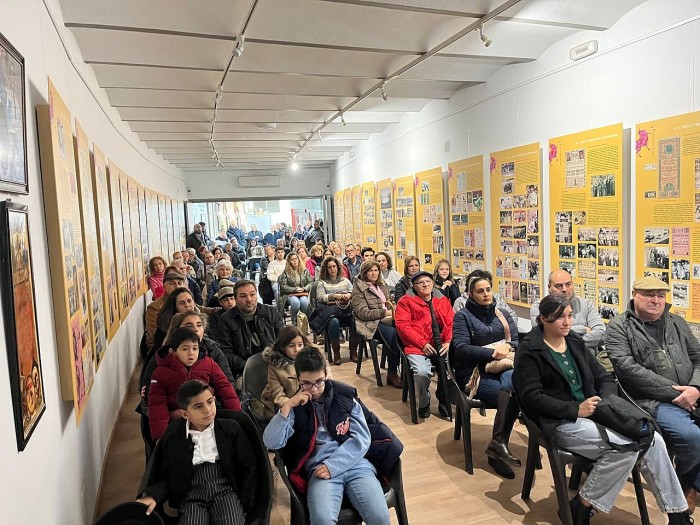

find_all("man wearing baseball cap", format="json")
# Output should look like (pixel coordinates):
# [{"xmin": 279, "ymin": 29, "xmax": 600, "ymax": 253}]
[
  {"xmin": 606, "ymin": 275, "xmax": 700, "ymax": 513},
  {"xmin": 145, "ymin": 269, "xmax": 186, "ymax": 350},
  {"xmin": 207, "ymin": 280, "xmax": 236, "ymax": 340}
]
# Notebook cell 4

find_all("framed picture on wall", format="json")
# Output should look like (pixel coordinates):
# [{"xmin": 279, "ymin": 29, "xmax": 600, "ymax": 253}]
[
  {"xmin": 0, "ymin": 201, "xmax": 46, "ymax": 450},
  {"xmin": 0, "ymin": 32, "xmax": 29, "ymax": 194}
]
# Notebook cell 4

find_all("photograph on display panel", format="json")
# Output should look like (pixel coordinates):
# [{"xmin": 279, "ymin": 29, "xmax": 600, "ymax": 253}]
[{"xmin": 0, "ymin": 202, "xmax": 46, "ymax": 450}]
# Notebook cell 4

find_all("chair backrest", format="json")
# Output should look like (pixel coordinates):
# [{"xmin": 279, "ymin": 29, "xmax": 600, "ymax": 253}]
[
  {"xmin": 241, "ymin": 352, "xmax": 268, "ymax": 401},
  {"xmin": 94, "ymin": 502, "xmax": 165, "ymax": 525},
  {"xmin": 308, "ymin": 280, "xmax": 319, "ymax": 311},
  {"xmin": 217, "ymin": 410, "xmax": 274, "ymax": 525}
]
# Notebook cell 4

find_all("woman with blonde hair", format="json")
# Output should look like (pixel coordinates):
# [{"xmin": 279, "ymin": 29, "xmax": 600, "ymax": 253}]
[
  {"xmin": 328, "ymin": 241, "xmax": 344, "ymax": 259},
  {"xmin": 296, "ymin": 245, "xmax": 310, "ymax": 270},
  {"xmin": 278, "ymin": 252, "xmax": 313, "ymax": 325},
  {"xmin": 434, "ymin": 258, "xmax": 461, "ymax": 306},
  {"xmin": 306, "ymin": 244, "xmax": 325, "ymax": 278}
]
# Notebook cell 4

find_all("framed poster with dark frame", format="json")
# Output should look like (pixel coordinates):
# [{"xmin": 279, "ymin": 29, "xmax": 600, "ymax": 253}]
[
  {"xmin": 0, "ymin": 32, "xmax": 29, "ymax": 194},
  {"xmin": 0, "ymin": 201, "xmax": 45, "ymax": 450}
]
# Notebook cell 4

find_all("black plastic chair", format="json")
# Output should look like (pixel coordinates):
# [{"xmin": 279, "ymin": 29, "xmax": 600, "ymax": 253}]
[
  {"xmin": 274, "ymin": 452, "xmax": 409, "ymax": 525},
  {"xmin": 399, "ymin": 345, "xmax": 419, "ymax": 424},
  {"xmin": 520, "ymin": 413, "xmax": 650, "ymax": 525},
  {"xmin": 355, "ymin": 333, "xmax": 384, "ymax": 387},
  {"xmin": 446, "ymin": 350, "xmax": 491, "ymax": 474},
  {"xmin": 94, "ymin": 502, "xmax": 165, "ymax": 525},
  {"xmin": 138, "ymin": 411, "xmax": 274, "ymax": 525}
]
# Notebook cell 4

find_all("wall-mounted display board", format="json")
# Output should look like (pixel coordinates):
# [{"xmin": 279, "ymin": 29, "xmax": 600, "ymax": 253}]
[
  {"xmin": 549, "ymin": 124, "xmax": 624, "ymax": 320},
  {"xmin": 172, "ymin": 200, "xmax": 182, "ymax": 252},
  {"xmin": 343, "ymin": 188, "xmax": 353, "ymax": 245},
  {"xmin": 74, "ymin": 121, "xmax": 107, "ymax": 368},
  {"xmin": 169, "ymin": 198, "xmax": 178, "ymax": 253},
  {"xmin": 635, "ymin": 111, "xmax": 700, "ymax": 323},
  {"xmin": 448, "ymin": 155, "xmax": 486, "ymax": 277},
  {"xmin": 490, "ymin": 143, "xmax": 542, "ymax": 307},
  {"xmin": 376, "ymin": 178, "xmax": 395, "ymax": 263},
  {"xmin": 138, "ymin": 185, "xmax": 150, "ymax": 294},
  {"xmin": 128, "ymin": 177, "xmax": 144, "ymax": 297},
  {"xmin": 108, "ymin": 161, "xmax": 130, "ymax": 321},
  {"xmin": 415, "ymin": 167, "xmax": 445, "ymax": 273},
  {"xmin": 165, "ymin": 196, "xmax": 175, "ymax": 256},
  {"xmin": 91, "ymin": 145, "xmax": 119, "ymax": 341},
  {"xmin": 362, "ymin": 182, "xmax": 378, "ymax": 251},
  {"xmin": 392, "ymin": 175, "xmax": 417, "ymax": 264},
  {"xmin": 37, "ymin": 80, "xmax": 95, "ymax": 423},
  {"xmin": 118, "ymin": 170, "xmax": 136, "ymax": 307},
  {"xmin": 351, "ymin": 185, "xmax": 363, "ymax": 245},
  {"xmin": 333, "ymin": 191, "xmax": 345, "ymax": 243},
  {"xmin": 158, "ymin": 193, "xmax": 170, "ymax": 258}
]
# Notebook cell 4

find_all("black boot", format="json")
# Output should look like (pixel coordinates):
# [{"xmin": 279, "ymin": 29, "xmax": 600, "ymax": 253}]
[
  {"xmin": 561, "ymin": 495, "xmax": 594, "ymax": 525},
  {"xmin": 486, "ymin": 391, "xmax": 521, "ymax": 467},
  {"xmin": 488, "ymin": 457, "xmax": 514, "ymax": 479},
  {"xmin": 331, "ymin": 340, "xmax": 342, "ymax": 366},
  {"xmin": 668, "ymin": 512, "xmax": 694, "ymax": 524}
]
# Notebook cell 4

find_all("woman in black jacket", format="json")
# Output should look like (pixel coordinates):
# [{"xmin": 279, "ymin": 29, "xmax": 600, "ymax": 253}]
[
  {"xmin": 451, "ymin": 273, "xmax": 520, "ymax": 478},
  {"xmin": 514, "ymin": 294, "xmax": 689, "ymax": 524},
  {"xmin": 433, "ymin": 258, "xmax": 460, "ymax": 305}
]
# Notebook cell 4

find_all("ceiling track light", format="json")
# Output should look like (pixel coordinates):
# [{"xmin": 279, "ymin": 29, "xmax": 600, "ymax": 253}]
[
  {"xmin": 478, "ymin": 24, "xmax": 492, "ymax": 47},
  {"xmin": 340, "ymin": 113, "xmax": 346, "ymax": 127},
  {"xmin": 290, "ymin": 160, "xmax": 299, "ymax": 171},
  {"xmin": 233, "ymin": 35, "xmax": 245, "ymax": 58},
  {"xmin": 381, "ymin": 82, "xmax": 388, "ymax": 101},
  {"xmin": 318, "ymin": 130, "xmax": 323, "ymax": 142}
]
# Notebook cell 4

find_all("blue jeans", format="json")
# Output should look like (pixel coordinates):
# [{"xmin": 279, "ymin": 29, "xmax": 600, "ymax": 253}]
[
  {"xmin": 555, "ymin": 418, "xmax": 686, "ymax": 514},
  {"xmin": 286, "ymin": 296, "xmax": 309, "ymax": 324},
  {"xmin": 656, "ymin": 402, "xmax": 700, "ymax": 490},
  {"xmin": 476, "ymin": 368, "xmax": 514, "ymax": 407},
  {"xmin": 327, "ymin": 316, "xmax": 353, "ymax": 341},
  {"xmin": 306, "ymin": 461, "xmax": 389, "ymax": 525}
]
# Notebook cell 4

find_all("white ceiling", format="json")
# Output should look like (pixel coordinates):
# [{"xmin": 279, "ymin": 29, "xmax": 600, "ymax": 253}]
[{"xmin": 59, "ymin": 0, "xmax": 648, "ymax": 173}]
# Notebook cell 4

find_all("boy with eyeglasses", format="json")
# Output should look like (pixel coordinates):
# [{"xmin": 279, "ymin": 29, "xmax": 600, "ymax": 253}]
[{"xmin": 263, "ymin": 348, "xmax": 400, "ymax": 525}]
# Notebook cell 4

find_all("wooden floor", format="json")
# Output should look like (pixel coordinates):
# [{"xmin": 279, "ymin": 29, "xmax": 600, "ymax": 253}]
[{"xmin": 96, "ymin": 346, "xmax": 665, "ymax": 524}]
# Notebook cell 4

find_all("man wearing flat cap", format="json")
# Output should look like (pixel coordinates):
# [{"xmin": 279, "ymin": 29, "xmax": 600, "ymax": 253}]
[
  {"xmin": 395, "ymin": 270, "xmax": 454, "ymax": 419},
  {"xmin": 606, "ymin": 276, "xmax": 700, "ymax": 513},
  {"xmin": 207, "ymin": 280, "xmax": 236, "ymax": 341}
]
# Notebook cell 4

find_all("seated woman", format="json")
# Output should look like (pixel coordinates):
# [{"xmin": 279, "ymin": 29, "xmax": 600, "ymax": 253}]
[
  {"xmin": 278, "ymin": 252, "xmax": 313, "ymax": 326},
  {"xmin": 376, "ymin": 252, "xmax": 402, "ymax": 299},
  {"xmin": 147, "ymin": 256, "xmax": 167, "ymax": 299},
  {"xmin": 306, "ymin": 244, "xmax": 324, "ymax": 278},
  {"xmin": 352, "ymin": 261, "xmax": 403, "ymax": 388},
  {"xmin": 515, "ymin": 294, "xmax": 690, "ymax": 524},
  {"xmin": 451, "ymin": 273, "xmax": 521, "ymax": 479},
  {"xmin": 433, "ymin": 258, "xmax": 460, "ymax": 306},
  {"xmin": 395, "ymin": 271, "xmax": 453, "ymax": 419},
  {"xmin": 153, "ymin": 287, "xmax": 219, "ymax": 352},
  {"xmin": 310, "ymin": 256, "xmax": 354, "ymax": 365},
  {"xmin": 261, "ymin": 326, "xmax": 331, "ymax": 418},
  {"xmin": 453, "ymin": 269, "xmax": 517, "ymax": 318},
  {"xmin": 206, "ymin": 259, "xmax": 241, "ymax": 306},
  {"xmin": 295, "ymin": 245, "xmax": 311, "ymax": 272},
  {"xmin": 246, "ymin": 238, "xmax": 264, "ymax": 280},
  {"xmin": 393, "ymin": 255, "xmax": 421, "ymax": 303}
]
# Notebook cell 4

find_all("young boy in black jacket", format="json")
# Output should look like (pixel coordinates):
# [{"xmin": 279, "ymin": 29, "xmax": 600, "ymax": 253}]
[{"xmin": 137, "ymin": 380, "xmax": 257, "ymax": 524}]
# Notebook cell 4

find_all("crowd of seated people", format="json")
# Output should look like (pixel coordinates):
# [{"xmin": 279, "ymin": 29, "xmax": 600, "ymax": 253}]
[{"xmin": 130, "ymin": 220, "xmax": 698, "ymax": 525}]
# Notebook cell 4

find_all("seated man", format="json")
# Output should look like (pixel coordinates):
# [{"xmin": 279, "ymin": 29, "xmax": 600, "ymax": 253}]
[
  {"xmin": 395, "ymin": 271, "xmax": 454, "ymax": 419},
  {"xmin": 145, "ymin": 270, "xmax": 186, "ymax": 350},
  {"xmin": 606, "ymin": 276, "xmax": 700, "ymax": 513},
  {"xmin": 263, "ymin": 348, "xmax": 399, "ymax": 525},
  {"xmin": 207, "ymin": 281, "xmax": 236, "ymax": 339},
  {"xmin": 215, "ymin": 280, "xmax": 284, "ymax": 379},
  {"xmin": 137, "ymin": 380, "xmax": 257, "ymax": 524},
  {"xmin": 265, "ymin": 246, "xmax": 288, "ymax": 304},
  {"xmin": 530, "ymin": 269, "xmax": 605, "ymax": 353},
  {"xmin": 171, "ymin": 257, "xmax": 203, "ymax": 305}
]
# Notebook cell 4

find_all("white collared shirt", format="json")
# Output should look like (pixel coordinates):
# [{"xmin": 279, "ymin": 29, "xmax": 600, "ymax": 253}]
[{"xmin": 186, "ymin": 420, "xmax": 220, "ymax": 466}]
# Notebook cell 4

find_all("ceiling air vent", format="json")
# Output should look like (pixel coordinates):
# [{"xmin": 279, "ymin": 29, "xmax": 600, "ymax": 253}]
[{"xmin": 237, "ymin": 176, "xmax": 280, "ymax": 188}]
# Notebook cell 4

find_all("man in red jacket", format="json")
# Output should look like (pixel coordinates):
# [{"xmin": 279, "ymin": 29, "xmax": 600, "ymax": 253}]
[{"xmin": 395, "ymin": 271, "xmax": 454, "ymax": 418}]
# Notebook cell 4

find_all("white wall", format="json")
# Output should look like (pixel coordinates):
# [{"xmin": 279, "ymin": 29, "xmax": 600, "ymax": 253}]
[
  {"xmin": 185, "ymin": 167, "xmax": 331, "ymax": 201},
  {"xmin": 0, "ymin": 1, "xmax": 186, "ymax": 523},
  {"xmin": 332, "ymin": 0, "xmax": 700, "ymax": 306}
]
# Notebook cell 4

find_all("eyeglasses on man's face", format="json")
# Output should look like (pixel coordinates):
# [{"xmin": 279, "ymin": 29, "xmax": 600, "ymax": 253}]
[{"xmin": 299, "ymin": 378, "xmax": 327, "ymax": 391}]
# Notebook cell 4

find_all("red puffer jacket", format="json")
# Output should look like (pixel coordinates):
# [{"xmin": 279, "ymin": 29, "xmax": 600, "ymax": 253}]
[
  {"xmin": 148, "ymin": 352, "xmax": 241, "ymax": 440},
  {"xmin": 395, "ymin": 291, "xmax": 454, "ymax": 356}
]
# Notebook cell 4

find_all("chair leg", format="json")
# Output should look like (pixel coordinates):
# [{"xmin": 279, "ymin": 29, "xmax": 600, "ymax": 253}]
[
  {"xmin": 401, "ymin": 364, "xmax": 408, "ymax": 403},
  {"xmin": 381, "ymin": 348, "xmax": 387, "ymax": 369},
  {"xmin": 569, "ymin": 457, "xmax": 585, "ymax": 490},
  {"xmin": 632, "ymin": 466, "xmax": 650, "ymax": 525},
  {"xmin": 521, "ymin": 435, "xmax": 539, "ymax": 500},
  {"xmin": 454, "ymin": 401, "xmax": 462, "ymax": 441},
  {"xmin": 355, "ymin": 339, "xmax": 365, "ymax": 375},
  {"xmin": 550, "ymin": 450, "xmax": 574, "ymax": 525},
  {"xmin": 463, "ymin": 407, "xmax": 475, "ymax": 474},
  {"xmin": 406, "ymin": 367, "xmax": 418, "ymax": 424},
  {"xmin": 370, "ymin": 340, "xmax": 383, "ymax": 387}
]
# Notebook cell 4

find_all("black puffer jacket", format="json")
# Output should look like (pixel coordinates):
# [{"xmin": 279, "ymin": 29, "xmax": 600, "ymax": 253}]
[{"xmin": 606, "ymin": 301, "xmax": 700, "ymax": 417}]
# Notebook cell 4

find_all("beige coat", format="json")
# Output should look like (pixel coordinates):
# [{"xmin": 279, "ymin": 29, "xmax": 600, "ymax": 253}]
[{"xmin": 351, "ymin": 279, "xmax": 390, "ymax": 339}]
